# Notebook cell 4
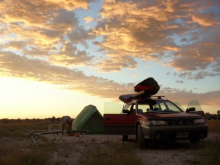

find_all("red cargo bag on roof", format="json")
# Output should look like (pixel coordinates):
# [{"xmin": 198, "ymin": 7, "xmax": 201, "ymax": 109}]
[{"xmin": 134, "ymin": 77, "xmax": 160, "ymax": 95}]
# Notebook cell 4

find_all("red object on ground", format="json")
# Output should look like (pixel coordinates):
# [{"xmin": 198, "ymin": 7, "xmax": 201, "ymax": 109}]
[
  {"xmin": 68, "ymin": 133, "xmax": 74, "ymax": 136},
  {"xmin": 75, "ymin": 133, "xmax": 79, "ymax": 137}
]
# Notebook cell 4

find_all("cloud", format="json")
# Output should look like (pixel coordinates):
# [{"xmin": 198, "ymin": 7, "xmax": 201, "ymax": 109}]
[
  {"xmin": 23, "ymin": 46, "xmax": 54, "ymax": 57},
  {"xmin": 176, "ymin": 80, "xmax": 184, "ymax": 83},
  {"xmin": 90, "ymin": 0, "xmax": 220, "ymax": 75},
  {"xmin": 95, "ymin": 55, "xmax": 137, "ymax": 72},
  {"xmin": 46, "ymin": 41, "xmax": 93, "ymax": 66},
  {"xmin": 0, "ymin": 0, "xmax": 96, "ymax": 67},
  {"xmin": 48, "ymin": 44, "xmax": 93, "ymax": 66},
  {"xmin": 180, "ymin": 38, "xmax": 188, "ymax": 42},
  {"xmin": 189, "ymin": 32, "xmax": 199, "ymax": 41},
  {"xmin": 158, "ymin": 88, "xmax": 220, "ymax": 108},
  {"xmin": 5, "ymin": 41, "xmax": 26, "ymax": 49},
  {"xmin": 0, "ymin": 0, "xmax": 92, "ymax": 44},
  {"xmin": 0, "ymin": 0, "xmax": 219, "ymax": 78},
  {"xmin": 192, "ymin": 12, "xmax": 220, "ymax": 27},
  {"xmin": 213, "ymin": 60, "xmax": 220, "ymax": 72},
  {"xmin": 0, "ymin": 51, "xmax": 134, "ymax": 98},
  {"xmin": 173, "ymin": 71, "xmax": 220, "ymax": 80},
  {"xmin": 0, "ymin": 50, "xmax": 219, "ymax": 107},
  {"xmin": 84, "ymin": 16, "xmax": 95, "ymax": 23},
  {"xmin": 67, "ymin": 26, "xmax": 94, "ymax": 45},
  {"xmin": 44, "ymin": 0, "xmax": 94, "ymax": 10},
  {"xmin": 0, "ymin": 0, "xmax": 86, "ymax": 28},
  {"xmin": 169, "ymin": 30, "xmax": 220, "ymax": 71},
  {"xmin": 50, "ymin": 9, "xmax": 79, "ymax": 30},
  {"xmin": 92, "ymin": 0, "xmax": 181, "ymax": 66}
]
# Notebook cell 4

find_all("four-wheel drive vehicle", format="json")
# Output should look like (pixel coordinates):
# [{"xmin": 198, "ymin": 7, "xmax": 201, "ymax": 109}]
[{"xmin": 103, "ymin": 78, "xmax": 208, "ymax": 148}]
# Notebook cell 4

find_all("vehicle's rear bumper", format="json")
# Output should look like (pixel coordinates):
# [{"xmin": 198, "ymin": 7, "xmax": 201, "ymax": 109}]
[{"xmin": 141, "ymin": 124, "xmax": 208, "ymax": 141}]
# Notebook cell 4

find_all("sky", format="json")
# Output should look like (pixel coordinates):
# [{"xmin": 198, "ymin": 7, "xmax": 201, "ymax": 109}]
[{"xmin": 0, "ymin": 0, "xmax": 220, "ymax": 119}]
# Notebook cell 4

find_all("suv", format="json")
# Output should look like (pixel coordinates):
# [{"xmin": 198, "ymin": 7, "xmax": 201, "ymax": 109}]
[{"xmin": 103, "ymin": 95, "xmax": 208, "ymax": 148}]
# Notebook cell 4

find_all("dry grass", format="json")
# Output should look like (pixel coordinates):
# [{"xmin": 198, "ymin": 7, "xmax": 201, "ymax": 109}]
[
  {"xmin": 0, "ymin": 122, "xmax": 48, "ymax": 138},
  {"xmin": 207, "ymin": 120, "xmax": 220, "ymax": 133},
  {"xmin": 0, "ymin": 145, "xmax": 53, "ymax": 165},
  {"xmin": 0, "ymin": 121, "xmax": 219, "ymax": 165},
  {"xmin": 187, "ymin": 140, "xmax": 220, "ymax": 165},
  {"xmin": 186, "ymin": 120, "xmax": 220, "ymax": 165},
  {"xmin": 79, "ymin": 142, "xmax": 142, "ymax": 165},
  {"xmin": 0, "ymin": 122, "xmax": 53, "ymax": 165}
]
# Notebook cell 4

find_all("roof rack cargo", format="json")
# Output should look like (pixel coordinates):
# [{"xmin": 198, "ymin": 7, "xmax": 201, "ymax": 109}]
[{"xmin": 119, "ymin": 77, "xmax": 160, "ymax": 103}]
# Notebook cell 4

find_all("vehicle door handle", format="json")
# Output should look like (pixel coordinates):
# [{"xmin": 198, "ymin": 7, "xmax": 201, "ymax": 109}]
[{"xmin": 105, "ymin": 118, "xmax": 110, "ymax": 120}]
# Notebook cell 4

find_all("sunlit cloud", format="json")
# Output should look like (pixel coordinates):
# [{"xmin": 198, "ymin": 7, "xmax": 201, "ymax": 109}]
[
  {"xmin": 95, "ymin": 55, "xmax": 137, "ymax": 72},
  {"xmin": 0, "ymin": 51, "xmax": 133, "ymax": 98},
  {"xmin": 84, "ymin": 16, "xmax": 95, "ymax": 23},
  {"xmin": 48, "ymin": 42, "xmax": 93, "ymax": 66},
  {"xmin": 91, "ymin": 0, "xmax": 220, "ymax": 75},
  {"xmin": 0, "ymin": 50, "xmax": 219, "ymax": 107},
  {"xmin": 5, "ymin": 41, "xmax": 26, "ymax": 49},
  {"xmin": 192, "ymin": 12, "xmax": 220, "ymax": 27}
]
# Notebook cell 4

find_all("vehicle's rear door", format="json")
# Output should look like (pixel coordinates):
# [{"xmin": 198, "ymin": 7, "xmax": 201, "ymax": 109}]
[
  {"xmin": 103, "ymin": 103, "xmax": 138, "ymax": 135},
  {"xmin": 103, "ymin": 113, "xmax": 138, "ymax": 135}
]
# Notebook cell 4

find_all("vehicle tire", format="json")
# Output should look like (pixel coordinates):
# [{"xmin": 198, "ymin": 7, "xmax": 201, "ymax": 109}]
[
  {"xmin": 121, "ymin": 135, "xmax": 128, "ymax": 141},
  {"xmin": 190, "ymin": 139, "xmax": 200, "ymax": 144},
  {"xmin": 137, "ymin": 125, "xmax": 146, "ymax": 148}
]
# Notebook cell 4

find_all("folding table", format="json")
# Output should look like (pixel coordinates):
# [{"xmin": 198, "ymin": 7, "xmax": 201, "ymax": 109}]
[{"xmin": 29, "ymin": 130, "xmax": 88, "ymax": 147}]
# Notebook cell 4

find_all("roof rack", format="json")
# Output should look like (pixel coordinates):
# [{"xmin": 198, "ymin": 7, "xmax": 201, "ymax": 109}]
[
  {"xmin": 151, "ymin": 96, "xmax": 165, "ymax": 99},
  {"xmin": 130, "ymin": 90, "xmax": 157, "ymax": 100},
  {"xmin": 119, "ymin": 92, "xmax": 164, "ymax": 103}
]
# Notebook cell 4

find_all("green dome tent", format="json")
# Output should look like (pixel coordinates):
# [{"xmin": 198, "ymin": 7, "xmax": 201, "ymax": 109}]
[{"xmin": 72, "ymin": 105, "xmax": 104, "ymax": 133}]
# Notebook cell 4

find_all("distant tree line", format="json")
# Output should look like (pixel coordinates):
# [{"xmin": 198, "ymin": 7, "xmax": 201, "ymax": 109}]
[
  {"xmin": 0, "ymin": 116, "xmax": 63, "ymax": 123},
  {"xmin": 206, "ymin": 111, "xmax": 220, "ymax": 120}
]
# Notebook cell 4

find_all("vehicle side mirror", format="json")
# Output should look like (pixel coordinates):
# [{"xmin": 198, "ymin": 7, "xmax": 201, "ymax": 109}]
[
  {"xmin": 122, "ymin": 110, "xmax": 130, "ymax": 114},
  {"xmin": 186, "ymin": 107, "xmax": 196, "ymax": 113}
]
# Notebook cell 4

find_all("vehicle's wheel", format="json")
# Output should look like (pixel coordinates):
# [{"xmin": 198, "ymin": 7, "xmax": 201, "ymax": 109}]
[
  {"xmin": 137, "ymin": 125, "xmax": 146, "ymax": 148},
  {"xmin": 121, "ymin": 135, "xmax": 128, "ymax": 141},
  {"xmin": 190, "ymin": 139, "xmax": 200, "ymax": 144}
]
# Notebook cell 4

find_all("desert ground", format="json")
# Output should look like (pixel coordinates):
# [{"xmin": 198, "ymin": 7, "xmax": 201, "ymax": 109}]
[{"xmin": 0, "ymin": 121, "xmax": 220, "ymax": 165}]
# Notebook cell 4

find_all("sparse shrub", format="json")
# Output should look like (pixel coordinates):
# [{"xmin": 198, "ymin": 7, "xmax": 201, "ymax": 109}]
[{"xmin": 193, "ymin": 140, "xmax": 220, "ymax": 165}]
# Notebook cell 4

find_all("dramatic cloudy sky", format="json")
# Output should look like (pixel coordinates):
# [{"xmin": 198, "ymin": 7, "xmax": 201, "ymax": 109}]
[{"xmin": 0, "ymin": 0, "xmax": 220, "ymax": 118}]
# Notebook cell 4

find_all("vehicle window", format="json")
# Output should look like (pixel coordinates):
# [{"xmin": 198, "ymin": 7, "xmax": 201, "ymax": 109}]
[
  {"xmin": 104, "ymin": 102, "xmax": 123, "ymax": 114},
  {"xmin": 137, "ymin": 100, "xmax": 159, "ymax": 113},
  {"xmin": 124, "ymin": 104, "xmax": 131, "ymax": 111},
  {"xmin": 156, "ymin": 100, "xmax": 182, "ymax": 112},
  {"xmin": 122, "ymin": 104, "xmax": 135, "ymax": 114},
  {"xmin": 166, "ymin": 102, "xmax": 182, "ymax": 112},
  {"xmin": 159, "ymin": 103, "xmax": 167, "ymax": 111},
  {"xmin": 137, "ymin": 100, "xmax": 183, "ymax": 113},
  {"xmin": 137, "ymin": 104, "xmax": 150, "ymax": 113}
]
